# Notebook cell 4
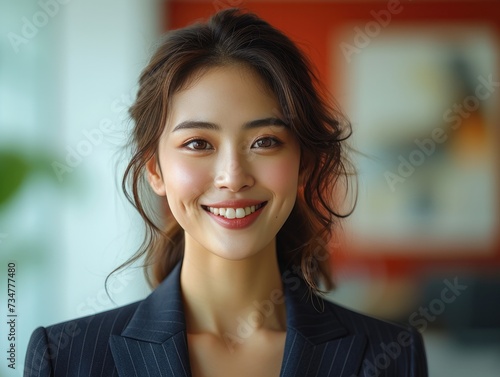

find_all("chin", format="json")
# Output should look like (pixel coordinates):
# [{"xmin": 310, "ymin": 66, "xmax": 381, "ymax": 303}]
[{"xmin": 206, "ymin": 239, "xmax": 275, "ymax": 262}]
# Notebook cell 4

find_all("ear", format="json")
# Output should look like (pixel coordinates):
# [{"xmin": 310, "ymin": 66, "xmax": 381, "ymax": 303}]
[{"xmin": 145, "ymin": 156, "xmax": 166, "ymax": 196}]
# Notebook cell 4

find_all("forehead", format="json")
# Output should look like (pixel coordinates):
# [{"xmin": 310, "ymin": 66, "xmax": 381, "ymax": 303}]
[
  {"xmin": 165, "ymin": 64, "xmax": 282, "ymax": 130},
  {"xmin": 178, "ymin": 63, "xmax": 274, "ymax": 98}
]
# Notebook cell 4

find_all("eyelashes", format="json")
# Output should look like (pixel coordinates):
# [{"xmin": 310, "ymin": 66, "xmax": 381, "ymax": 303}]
[
  {"xmin": 183, "ymin": 139, "xmax": 213, "ymax": 151},
  {"xmin": 181, "ymin": 136, "xmax": 283, "ymax": 151},
  {"xmin": 251, "ymin": 137, "xmax": 282, "ymax": 149}
]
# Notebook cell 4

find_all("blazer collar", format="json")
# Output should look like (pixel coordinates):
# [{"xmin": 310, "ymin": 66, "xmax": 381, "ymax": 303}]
[
  {"xmin": 110, "ymin": 262, "xmax": 366, "ymax": 377},
  {"xmin": 278, "ymin": 270, "xmax": 366, "ymax": 376},
  {"xmin": 118, "ymin": 262, "xmax": 186, "ymax": 343},
  {"xmin": 282, "ymin": 271, "xmax": 349, "ymax": 344}
]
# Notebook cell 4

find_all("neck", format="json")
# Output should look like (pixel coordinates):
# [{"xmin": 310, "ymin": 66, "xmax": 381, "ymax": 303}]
[{"xmin": 180, "ymin": 235, "xmax": 286, "ymax": 337}]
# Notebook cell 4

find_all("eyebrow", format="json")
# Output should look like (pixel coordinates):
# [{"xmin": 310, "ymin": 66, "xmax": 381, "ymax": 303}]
[{"xmin": 171, "ymin": 117, "xmax": 288, "ymax": 132}]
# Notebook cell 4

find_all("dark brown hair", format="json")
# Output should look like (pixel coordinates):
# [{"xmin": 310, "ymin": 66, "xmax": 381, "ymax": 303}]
[{"xmin": 116, "ymin": 8, "xmax": 355, "ymax": 293}]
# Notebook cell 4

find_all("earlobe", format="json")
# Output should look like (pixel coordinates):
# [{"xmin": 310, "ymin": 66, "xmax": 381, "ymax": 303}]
[{"xmin": 145, "ymin": 157, "xmax": 166, "ymax": 196}]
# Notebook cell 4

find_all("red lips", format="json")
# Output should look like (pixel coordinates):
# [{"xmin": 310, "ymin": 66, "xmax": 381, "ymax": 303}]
[{"xmin": 202, "ymin": 201, "xmax": 268, "ymax": 229}]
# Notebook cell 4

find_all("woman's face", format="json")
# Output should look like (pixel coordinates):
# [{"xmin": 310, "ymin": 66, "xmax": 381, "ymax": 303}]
[{"xmin": 147, "ymin": 64, "xmax": 301, "ymax": 261}]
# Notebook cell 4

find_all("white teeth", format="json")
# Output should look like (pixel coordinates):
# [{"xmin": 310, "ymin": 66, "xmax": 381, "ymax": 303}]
[
  {"xmin": 225, "ymin": 208, "xmax": 236, "ymax": 219},
  {"xmin": 205, "ymin": 203, "xmax": 264, "ymax": 219}
]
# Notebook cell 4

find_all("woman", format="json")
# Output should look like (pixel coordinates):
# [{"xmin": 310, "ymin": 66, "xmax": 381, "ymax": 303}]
[{"xmin": 24, "ymin": 8, "xmax": 427, "ymax": 377}]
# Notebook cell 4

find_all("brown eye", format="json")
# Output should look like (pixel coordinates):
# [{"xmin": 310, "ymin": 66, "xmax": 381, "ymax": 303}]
[
  {"xmin": 252, "ymin": 137, "xmax": 280, "ymax": 149},
  {"xmin": 185, "ymin": 139, "xmax": 212, "ymax": 150}
]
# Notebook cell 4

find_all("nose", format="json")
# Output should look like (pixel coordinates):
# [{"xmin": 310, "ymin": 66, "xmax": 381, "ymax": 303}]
[{"xmin": 214, "ymin": 150, "xmax": 255, "ymax": 192}]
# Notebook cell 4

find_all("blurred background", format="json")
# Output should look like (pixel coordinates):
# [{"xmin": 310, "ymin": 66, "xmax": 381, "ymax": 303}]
[{"xmin": 1, "ymin": 0, "xmax": 499, "ymax": 376}]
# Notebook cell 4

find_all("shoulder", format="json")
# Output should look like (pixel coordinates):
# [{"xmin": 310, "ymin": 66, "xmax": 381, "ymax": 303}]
[
  {"xmin": 323, "ymin": 298, "xmax": 428, "ymax": 376},
  {"xmin": 324, "ymin": 298, "xmax": 416, "ymax": 340},
  {"xmin": 24, "ymin": 301, "xmax": 141, "ymax": 377}
]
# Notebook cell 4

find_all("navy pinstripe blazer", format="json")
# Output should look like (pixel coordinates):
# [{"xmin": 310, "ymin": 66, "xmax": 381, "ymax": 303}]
[{"xmin": 24, "ymin": 262, "xmax": 427, "ymax": 376}]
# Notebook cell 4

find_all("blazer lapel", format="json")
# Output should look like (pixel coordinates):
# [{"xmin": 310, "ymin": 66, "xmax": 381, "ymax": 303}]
[
  {"xmin": 110, "ymin": 263, "xmax": 192, "ymax": 377},
  {"xmin": 110, "ymin": 262, "xmax": 366, "ymax": 377},
  {"xmin": 279, "ymin": 273, "xmax": 367, "ymax": 377}
]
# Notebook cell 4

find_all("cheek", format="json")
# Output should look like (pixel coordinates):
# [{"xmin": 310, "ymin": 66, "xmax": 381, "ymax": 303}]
[
  {"xmin": 257, "ymin": 153, "xmax": 300, "ymax": 196},
  {"xmin": 163, "ymin": 156, "xmax": 213, "ymax": 203}
]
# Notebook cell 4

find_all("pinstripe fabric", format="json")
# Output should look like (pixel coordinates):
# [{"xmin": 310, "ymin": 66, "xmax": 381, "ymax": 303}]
[
  {"xmin": 25, "ymin": 263, "xmax": 428, "ymax": 376},
  {"xmin": 24, "ymin": 301, "xmax": 138, "ymax": 377}
]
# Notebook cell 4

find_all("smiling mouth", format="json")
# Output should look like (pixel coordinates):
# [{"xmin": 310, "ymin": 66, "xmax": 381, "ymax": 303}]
[{"xmin": 201, "ymin": 202, "xmax": 267, "ymax": 219}]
